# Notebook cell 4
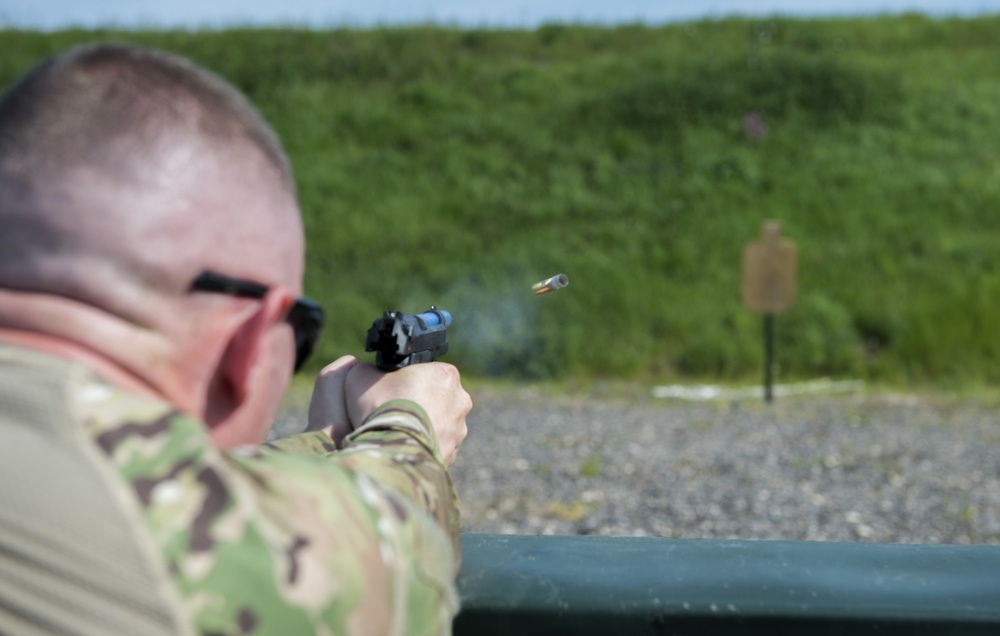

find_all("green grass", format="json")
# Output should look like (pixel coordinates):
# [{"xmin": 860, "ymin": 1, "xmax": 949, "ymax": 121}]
[
  {"xmin": 3, "ymin": 15, "xmax": 1000, "ymax": 387},
  {"xmin": 579, "ymin": 455, "xmax": 603, "ymax": 478}
]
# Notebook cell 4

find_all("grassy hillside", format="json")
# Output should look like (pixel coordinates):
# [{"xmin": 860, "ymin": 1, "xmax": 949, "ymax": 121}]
[{"xmin": 2, "ymin": 15, "xmax": 999, "ymax": 387}]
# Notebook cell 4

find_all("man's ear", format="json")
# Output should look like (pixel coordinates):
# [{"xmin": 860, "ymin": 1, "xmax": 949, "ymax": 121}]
[{"xmin": 216, "ymin": 288, "xmax": 294, "ymax": 406}]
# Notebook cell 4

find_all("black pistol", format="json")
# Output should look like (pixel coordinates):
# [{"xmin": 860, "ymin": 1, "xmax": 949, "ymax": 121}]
[{"xmin": 365, "ymin": 307, "xmax": 451, "ymax": 371}]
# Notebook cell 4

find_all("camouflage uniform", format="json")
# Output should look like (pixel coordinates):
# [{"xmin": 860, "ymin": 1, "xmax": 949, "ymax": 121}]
[{"xmin": 0, "ymin": 343, "xmax": 461, "ymax": 635}]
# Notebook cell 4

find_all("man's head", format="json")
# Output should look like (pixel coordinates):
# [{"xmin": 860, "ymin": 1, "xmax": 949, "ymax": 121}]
[{"xmin": 0, "ymin": 43, "xmax": 310, "ymax": 446}]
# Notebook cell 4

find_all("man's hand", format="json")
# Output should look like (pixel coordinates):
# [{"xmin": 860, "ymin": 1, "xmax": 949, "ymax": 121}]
[
  {"xmin": 307, "ymin": 356, "xmax": 470, "ymax": 466},
  {"xmin": 307, "ymin": 355, "xmax": 359, "ymax": 446}
]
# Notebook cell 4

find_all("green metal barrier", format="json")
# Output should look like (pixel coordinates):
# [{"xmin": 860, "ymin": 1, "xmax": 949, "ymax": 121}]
[{"xmin": 455, "ymin": 534, "xmax": 1000, "ymax": 635}]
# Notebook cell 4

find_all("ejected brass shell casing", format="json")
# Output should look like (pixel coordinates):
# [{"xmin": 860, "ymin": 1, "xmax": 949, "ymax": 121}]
[{"xmin": 531, "ymin": 273, "xmax": 569, "ymax": 295}]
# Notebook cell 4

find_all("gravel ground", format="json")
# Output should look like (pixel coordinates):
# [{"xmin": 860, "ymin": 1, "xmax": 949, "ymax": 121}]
[
  {"xmin": 446, "ymin": 386, "xmax": 1000, "ymax": 544},
  {"xmin": 274, "ymin": 385, "xmax": 1000, "ymax": 544}
]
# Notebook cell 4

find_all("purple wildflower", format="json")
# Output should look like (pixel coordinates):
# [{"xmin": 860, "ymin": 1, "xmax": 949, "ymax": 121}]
[{"xmin": 743, "ymin": 111, "xmax": 768, "ymax": 140}]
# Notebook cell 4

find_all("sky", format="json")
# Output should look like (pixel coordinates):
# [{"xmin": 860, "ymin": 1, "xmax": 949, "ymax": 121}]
[{"xmin": 2, "ymin": 0, "xmax": 1000, "ymax": 31}]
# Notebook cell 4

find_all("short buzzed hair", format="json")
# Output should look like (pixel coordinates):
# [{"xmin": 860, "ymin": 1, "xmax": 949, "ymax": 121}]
[{"xmin": 0, "ymin": 42, "xmax": 293, "ymax": 190}]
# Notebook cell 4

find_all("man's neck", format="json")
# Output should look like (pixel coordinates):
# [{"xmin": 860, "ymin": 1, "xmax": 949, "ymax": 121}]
[{"xmin": 0, "ymin": 328, "xmax": 165, "ymax": 401}]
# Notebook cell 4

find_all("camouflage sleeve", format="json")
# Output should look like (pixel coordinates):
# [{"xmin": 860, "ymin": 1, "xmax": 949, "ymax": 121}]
[
  {"xmin": 89, "ymin": 389, "xmax": 461, "ymax": 636},
  {"xmin": 264, "ymin": 400, "xmax": 461, "ymax": 557}
]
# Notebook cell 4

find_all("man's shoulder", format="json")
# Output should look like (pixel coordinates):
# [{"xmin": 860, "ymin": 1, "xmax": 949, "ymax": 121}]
[
  {"xmin": 0, "ymin": 340, "xmax": 196, "ymax": 438},
  {"xmin": 64, "ymin": 370, "xmax": 208, "ymax": 477}
]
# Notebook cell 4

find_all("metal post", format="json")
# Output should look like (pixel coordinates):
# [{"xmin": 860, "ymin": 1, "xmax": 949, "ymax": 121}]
[{"xmin": 764, "ymin": 314, "xmax": 774, "ymax": 403}]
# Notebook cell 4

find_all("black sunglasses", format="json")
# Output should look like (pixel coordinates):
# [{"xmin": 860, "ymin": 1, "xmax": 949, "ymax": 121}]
[{"xmin": 190, "ymin": 270, "xmax": 325, "ymax": 373}]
